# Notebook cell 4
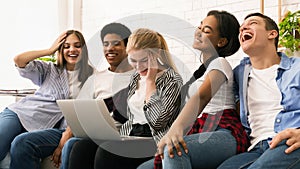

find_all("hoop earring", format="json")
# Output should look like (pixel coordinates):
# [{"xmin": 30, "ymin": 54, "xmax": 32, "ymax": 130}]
[{"xmin": 199, "ymin": 52, "xmax": 204, "ymax": 64}]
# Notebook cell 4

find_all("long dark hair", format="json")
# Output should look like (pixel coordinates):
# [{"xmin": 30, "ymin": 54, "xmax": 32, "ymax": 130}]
[
  {"xmin": 57, "ymin": 30, "xmax": 94, "ymax": 88},
  {"xmin": 207, "ymin": 10, "xmax": 240, "ymax": 57}
]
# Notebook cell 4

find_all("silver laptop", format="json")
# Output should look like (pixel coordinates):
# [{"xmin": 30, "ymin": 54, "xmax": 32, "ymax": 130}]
[
  {"xmin": 57, "ymin": 99, "xmax": 89, "ymax": 138},
  {"xmin": 57, "ymin": 99, "xmax": 152, "ymax": 141}
]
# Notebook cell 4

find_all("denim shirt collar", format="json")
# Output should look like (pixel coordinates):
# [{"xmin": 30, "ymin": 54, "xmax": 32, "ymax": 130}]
[
  {"xmin": 239, "ymin": 52, "xmax": 300, "ymax": 136},
  {"xmin": 278, "ymin": 52, "xmax": 292, "ymax": 70},
  {"xmin": 241, "ymin": 52, "xmax": 290, "ymax": 67}
]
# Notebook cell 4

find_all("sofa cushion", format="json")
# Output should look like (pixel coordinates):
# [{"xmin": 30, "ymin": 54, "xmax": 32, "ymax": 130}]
[{"xmin": 0, "ymin": 153, "xmax": 9, "ymax": 169}]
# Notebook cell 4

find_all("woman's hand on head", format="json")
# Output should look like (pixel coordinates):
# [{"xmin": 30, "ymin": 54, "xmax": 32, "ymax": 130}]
[
  {"xmin": 146, "ymin": 53, "xmax": 159, "ymax": 81},
  {"xmin": 48, "ymin": 31, "xmax": 67, "ymax": 55},
  {"xmin": 145, "ymin": 53, "xmax": 160, "ymax": 102}
]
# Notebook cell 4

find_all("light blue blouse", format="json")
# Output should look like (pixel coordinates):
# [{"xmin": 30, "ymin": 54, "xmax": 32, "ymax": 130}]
[{"xmin": 8, "ymin": 60, "xmax": 70, "ymax": 131}]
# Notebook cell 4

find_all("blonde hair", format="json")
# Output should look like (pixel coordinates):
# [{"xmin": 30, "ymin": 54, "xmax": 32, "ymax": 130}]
[{"xmin": 126, "ymin": 28, "xmax": 177, "ymax": 71}]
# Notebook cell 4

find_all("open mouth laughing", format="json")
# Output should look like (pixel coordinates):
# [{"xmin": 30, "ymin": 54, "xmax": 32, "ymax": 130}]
[
  {"xmin": 139, "ymin": 68, "xmax": 148, "ymax": 76},
  {"xmin": 240, "ymin": 32, "xmax": 253, "ymax": 43}
]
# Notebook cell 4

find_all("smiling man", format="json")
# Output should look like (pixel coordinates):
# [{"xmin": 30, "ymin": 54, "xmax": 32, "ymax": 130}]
[
  {"xmin": 76, "ymin": 22, "xmax": 134, "ymax": 100},
  {"xmin": 217, "ymin": 13, "xmax": 300, "ymax": 169},
  {"xmin": 59, "ymin": 22, "xmax": 135, "ymax": 169}
]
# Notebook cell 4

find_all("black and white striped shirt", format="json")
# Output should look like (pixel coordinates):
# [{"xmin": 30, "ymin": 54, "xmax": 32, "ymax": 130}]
[{"xmin": 120, "ymin": 68, "xmax": 183, "ymax": 143}]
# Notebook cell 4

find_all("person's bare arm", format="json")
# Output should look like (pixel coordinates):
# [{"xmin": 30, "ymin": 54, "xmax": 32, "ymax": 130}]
[
  {"xmin": 157, "ymin": 69, "xmax": 226, "ymax": 159},
  {"xmin": 51, "ymin": 126, "xmax": 73, "ymax": 168},
  {"xmin": 14, "ymin": 31, "xmax": 67, "ymax": 68}
]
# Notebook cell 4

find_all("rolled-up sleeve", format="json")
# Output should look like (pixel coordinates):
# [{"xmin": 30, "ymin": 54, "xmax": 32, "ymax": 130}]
[{"xmin": 17, "ymin": 60, "xmax": 50, "ymax": 86}]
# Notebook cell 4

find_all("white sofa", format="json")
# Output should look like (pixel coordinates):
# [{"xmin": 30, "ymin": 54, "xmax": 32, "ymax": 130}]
[
  {"xmin": 0, "ymin": 95, "xmax": 57, "ymax": 169},
  {"xmin": 0, "ymin": 154, "xmax": 56, "ymax": 169},
  {"xmin": 0, "ymin": 154, "xmax": 9, "ymax": 169}
]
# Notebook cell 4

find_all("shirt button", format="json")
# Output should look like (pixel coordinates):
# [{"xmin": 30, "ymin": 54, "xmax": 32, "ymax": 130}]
[
  {"xmin": 143, "ymin": 105, "xmax": 147, "ymax": 111},
  {"xmin": 276, "ymin": 119, "xmax": 281, "ymax": 123}
]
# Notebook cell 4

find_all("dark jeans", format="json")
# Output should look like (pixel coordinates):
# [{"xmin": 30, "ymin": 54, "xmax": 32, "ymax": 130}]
[
  {"xmin": 68, "ymin": 139, "xmax": 153, "ymax": 169},
  {"xmin": 217, "ymin": 139, "xmax": 300, "ymax": 169},
  {"xmin": 94, "ymin": 146, "xmax": 153, "ymax": 169},
  {"xmin": 68, "ymin": 139, "xmax": 98, "ymax": 169}
]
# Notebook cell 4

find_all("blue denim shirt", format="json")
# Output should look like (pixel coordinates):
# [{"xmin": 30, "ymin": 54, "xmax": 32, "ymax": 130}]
[{"xmin": 233, "ymin": 52, "xmax": 300, "ymax": 136}]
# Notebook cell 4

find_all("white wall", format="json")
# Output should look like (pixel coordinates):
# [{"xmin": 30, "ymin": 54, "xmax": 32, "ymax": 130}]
[
  {"xmin": 0, "ymin": 0, "xmax": 60, "ymax": 110},
  {"xmin": 0, "ymin": 0, "xmax": 299, "ymax": 109},
  {"xmin": 0, "ymin": 0, "xmax": 60, "ymax": 90},
  {"xmin": 80, "ymin": 0, "xmax": 300, "ymax": 75},
  {"xmin": 1, "ymin": 0, "xmax": 299, "ymax": 89}
]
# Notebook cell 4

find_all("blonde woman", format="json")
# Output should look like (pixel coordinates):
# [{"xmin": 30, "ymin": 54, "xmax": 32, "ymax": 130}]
[{"xmin": 95, "ymin": 27, "xmax": 183, "ymax": 169}]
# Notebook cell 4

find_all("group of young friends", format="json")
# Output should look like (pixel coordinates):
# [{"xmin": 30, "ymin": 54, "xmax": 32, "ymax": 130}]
[{"xmin": 0, "ymin": 9, "xmax": 300, "ymax": 169}]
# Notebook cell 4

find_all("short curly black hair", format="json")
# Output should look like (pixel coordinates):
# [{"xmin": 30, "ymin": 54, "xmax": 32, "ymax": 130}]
[{"xmin": 100, "ymin": 22, "xmax": 132, "ymax": 46}]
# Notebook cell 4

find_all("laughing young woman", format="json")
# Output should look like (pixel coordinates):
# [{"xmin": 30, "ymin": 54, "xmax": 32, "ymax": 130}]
[{"xmin": 0, "ymin": 30, "xmax": 93, "ymax": 169}]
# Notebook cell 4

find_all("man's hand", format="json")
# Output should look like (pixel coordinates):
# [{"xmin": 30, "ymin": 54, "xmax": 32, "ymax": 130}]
[{"xmin": 270, "ymin": 128, "xmax": 300, "ymax": 154}]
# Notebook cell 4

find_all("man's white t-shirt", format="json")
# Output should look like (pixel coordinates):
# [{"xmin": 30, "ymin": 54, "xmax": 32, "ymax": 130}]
[
  {"xmin": 247, "ymin": 64, "xmax": 283, "ymax": 150},
  {"xmin": 77, "ymin": 68, "xmax": 134, "ymax": 99}
]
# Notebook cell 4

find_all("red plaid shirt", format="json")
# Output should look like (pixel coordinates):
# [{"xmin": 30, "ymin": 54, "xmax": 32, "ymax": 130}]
[{"xmin": 154, "ymin": 109, "xmax": 250, "ymax": 169}]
